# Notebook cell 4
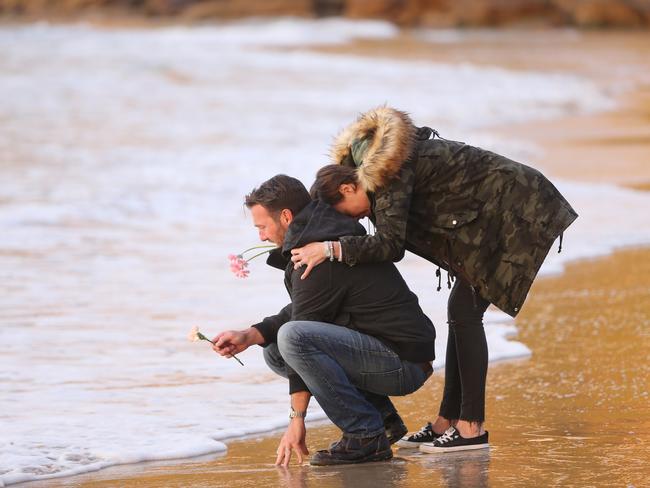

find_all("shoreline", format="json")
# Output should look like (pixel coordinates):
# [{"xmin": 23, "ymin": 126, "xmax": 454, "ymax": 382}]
[{"xmin": 6, "ymin": 25, "xmax": 650, "ymax": 488}]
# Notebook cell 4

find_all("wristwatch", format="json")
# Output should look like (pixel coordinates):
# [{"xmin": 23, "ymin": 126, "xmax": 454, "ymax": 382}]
[
  {"xmin": 323, "ymin": 241, "xmax": 332, "ymax": 260},
  {"xmin": 289, "ymin": 406, "xmax": 307, "ymax": 419}
]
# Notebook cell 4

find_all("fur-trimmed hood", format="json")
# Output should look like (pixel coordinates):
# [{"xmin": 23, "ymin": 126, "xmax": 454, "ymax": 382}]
[{"xmin": 330, "ymin": 106, "xmax": 417, "ymax": 192}]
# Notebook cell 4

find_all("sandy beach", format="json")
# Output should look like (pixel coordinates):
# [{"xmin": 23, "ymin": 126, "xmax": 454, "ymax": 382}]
[{"xmin": 15, "ymin": 27, "xmax": 649, "ymax": 488}]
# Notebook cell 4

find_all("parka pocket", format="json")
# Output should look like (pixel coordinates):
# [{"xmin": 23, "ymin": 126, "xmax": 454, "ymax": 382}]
[
  {"xmin": 432, "ymin": 208, "xmax": 480, "ymax": 230},
  {"xmin": 427, "ymin": 188, "xmax": 484, "ymax": 231}
]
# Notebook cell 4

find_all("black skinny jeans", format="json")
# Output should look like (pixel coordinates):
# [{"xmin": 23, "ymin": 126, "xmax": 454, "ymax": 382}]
[{"xmin": 438, "ymin": 277, "xmax": 490, "ymax": 423}]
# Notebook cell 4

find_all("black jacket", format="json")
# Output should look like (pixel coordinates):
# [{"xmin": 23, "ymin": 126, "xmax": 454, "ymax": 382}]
[{"xmin": 252, "ymin": 201, "xmax": 436, "ymax": 393}]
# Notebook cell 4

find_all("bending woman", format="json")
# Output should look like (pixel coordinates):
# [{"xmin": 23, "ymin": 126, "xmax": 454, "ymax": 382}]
[{"xmin": 292, "ymin": 106, "xmax": 578, "ymax": 452}]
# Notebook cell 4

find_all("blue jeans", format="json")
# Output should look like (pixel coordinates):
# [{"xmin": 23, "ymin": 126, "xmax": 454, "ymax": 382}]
[{"xmin": 263, "ymin": 320, "xmax": 430, "ymax": 438}]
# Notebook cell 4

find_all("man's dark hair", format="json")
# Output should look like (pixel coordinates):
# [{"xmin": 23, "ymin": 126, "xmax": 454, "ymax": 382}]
[{"xmin": 245, "ymin": 174, "xmax": 311, "ymax": 216}]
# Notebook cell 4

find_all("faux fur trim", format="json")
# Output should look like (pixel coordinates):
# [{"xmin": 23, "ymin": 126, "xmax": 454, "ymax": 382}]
[{"xmin": 330, "ymin": 106, "xmax": 417, "ymax": 192}]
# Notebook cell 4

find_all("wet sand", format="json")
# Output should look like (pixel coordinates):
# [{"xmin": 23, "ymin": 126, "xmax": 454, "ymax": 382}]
[{"xmin": 23, "ymin": 30, "xmax": 650, "ymax": 488}]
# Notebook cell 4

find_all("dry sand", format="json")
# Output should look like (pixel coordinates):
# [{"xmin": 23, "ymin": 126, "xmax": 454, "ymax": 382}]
[{"xmin": 26, "ymin": 29, "xmax": 650, "ymax": 488}]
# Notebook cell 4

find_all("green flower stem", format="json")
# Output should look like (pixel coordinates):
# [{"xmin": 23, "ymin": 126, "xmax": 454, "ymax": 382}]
[
  {"xmin": 245, "ymin": 248, "xmax": 276, "ymax": 262},
  {"xmin": 197, "ymin": 332, "xmax": 244, "ymax": 366},
  {"xmin": 240, "ymin": 244, "xmax": 277, "ymax": 255}
]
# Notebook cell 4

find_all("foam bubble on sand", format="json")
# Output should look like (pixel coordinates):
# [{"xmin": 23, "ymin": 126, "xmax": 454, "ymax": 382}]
[{"xmin": 0, "ymin": 20, "xmax": 644, "ymax": 486}]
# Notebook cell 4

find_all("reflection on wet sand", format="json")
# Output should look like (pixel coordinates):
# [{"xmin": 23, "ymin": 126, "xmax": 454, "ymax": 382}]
[
  {"xmin": 406, "ymin": 450, "xmax": 490, "ymax": 488},
  {"xmin": 272, "ymin": 452, "xmax": 489, "ymax": 488},
  {"xmin": 275, "ymin": 459, "xmax": 409, "ymax": 488}
]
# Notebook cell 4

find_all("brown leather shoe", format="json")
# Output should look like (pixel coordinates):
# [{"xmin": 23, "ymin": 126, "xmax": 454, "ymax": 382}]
[{"xmin": 310, "ymin": 433, "xmax": 393, "ymax": 466}]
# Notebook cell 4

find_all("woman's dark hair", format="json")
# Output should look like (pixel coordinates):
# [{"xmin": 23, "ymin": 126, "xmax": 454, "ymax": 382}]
[
  {"xmin": 245, "ymin": 174, "xmax": 311, "ymax": 216},
  {"xmin": 310, "ymin": 164, "xmax": 359, "ymax": 205}
]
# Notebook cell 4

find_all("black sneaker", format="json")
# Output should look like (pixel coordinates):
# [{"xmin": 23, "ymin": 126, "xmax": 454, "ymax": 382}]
[
  {"xmin": 396, "ymin": 422, "xmax": 441, "ymax": 448},
  {"xmin": 384, "ymin": 412, "xmax": 408, "ymax": 445},
  {"xmin": 419, "ymin": 427, "xmax": 489, "ymax": 453},
  {"xmin": 310, "ymin": 433, "xmax": 393, "ymax": 466}
]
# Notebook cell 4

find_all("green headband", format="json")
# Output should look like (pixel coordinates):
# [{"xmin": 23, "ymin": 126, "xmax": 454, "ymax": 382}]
[{"xmin": 350, "ymin": 136, "xmax": 371, "ymax": 168}]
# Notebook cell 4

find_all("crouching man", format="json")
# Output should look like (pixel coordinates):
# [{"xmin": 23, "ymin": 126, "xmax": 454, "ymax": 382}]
[{"xmin": 213, "ymin": 175, "xmax": 435, "ymax": 466}]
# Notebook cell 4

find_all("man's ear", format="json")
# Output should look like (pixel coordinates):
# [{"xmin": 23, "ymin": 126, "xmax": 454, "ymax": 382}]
[
  {"xmin": 280, "ymin": 208, "xmax": 294, "ymax": 226},
  {"xmin": 339, "ymin": 183, "xmax": 355, "ymax": 195}
]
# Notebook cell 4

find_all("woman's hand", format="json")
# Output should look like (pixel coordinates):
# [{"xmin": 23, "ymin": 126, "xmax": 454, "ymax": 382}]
[{"xmin": 290, "ymin": 242, "xmax": 327, "ymax": 279}]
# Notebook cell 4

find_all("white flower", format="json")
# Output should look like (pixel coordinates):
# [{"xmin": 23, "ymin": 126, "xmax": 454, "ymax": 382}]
[{"xmin": 187, "ymin": 326, "xmax": 200, "ymax": 342}]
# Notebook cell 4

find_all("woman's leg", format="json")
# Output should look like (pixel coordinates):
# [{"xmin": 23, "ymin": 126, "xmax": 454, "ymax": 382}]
[
  {"xmin": 435, "ymin": 282, "xmax": 463, "ymax": 432},
  {"xmin": 437, "ymin": 278, "xmax": 490, "ymax": 437}
]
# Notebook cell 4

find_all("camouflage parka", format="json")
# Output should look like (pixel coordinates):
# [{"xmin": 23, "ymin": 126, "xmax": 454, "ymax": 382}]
[{"xmin": 331, "ymin": 107, "xmax": 578, "ymax": 317}]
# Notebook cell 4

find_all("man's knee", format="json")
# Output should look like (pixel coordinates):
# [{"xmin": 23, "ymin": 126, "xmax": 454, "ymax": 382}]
[{"xmin": 277, "ymin": 320, "xmax": 315, "ymax": 357}]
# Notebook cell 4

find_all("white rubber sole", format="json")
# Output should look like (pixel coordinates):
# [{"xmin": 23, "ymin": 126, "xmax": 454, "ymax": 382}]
[
  {"xmin": 419, "ymin": 442, "xmax": 489, "ymax": 453},
  {"xmin": 395, "ymin": 439, "xmax": 426, "ymax": 449}
]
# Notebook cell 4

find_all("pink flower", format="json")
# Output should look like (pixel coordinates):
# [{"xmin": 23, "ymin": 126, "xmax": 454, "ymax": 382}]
[
  {"xmin": 228, "ymin": 254, "xmax": 249, "ymax": 278},
  {"xmin": 227, "ymin": 245, "xmax": 276, "ymax": 279}
]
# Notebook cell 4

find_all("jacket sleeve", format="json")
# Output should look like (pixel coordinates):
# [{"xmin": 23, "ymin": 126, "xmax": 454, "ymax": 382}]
[
  {"xmin": 284, "ymin": 262, "xmax": 347, "ymax": 394},
  {"xmin": 339, "ymin": 161, "xmax": 416, "ymax": 265},
  {"xmin": 251, "ymin": 302, "xmax": 292, "ymax": 346}
]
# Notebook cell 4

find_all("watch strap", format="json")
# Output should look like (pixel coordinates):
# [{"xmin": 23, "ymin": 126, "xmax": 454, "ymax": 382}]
[{"xmin": 289, "ymin": 406, "xmax": 307, "ymax": 419}]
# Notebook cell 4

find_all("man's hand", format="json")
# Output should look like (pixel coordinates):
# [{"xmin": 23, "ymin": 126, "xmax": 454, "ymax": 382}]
[
  {"xmin": 212, "ymin": 328, "xmax": 263, "ymax": 357},
  {"xmin": 275, "ymin": 418, "xmax": 308, "ymax": 467},
  {"xmin": 291, "ymin": 242, "xmax": 327, "ymax": 280},
  {"xmin": 275, "ymin": 391, "xmax": 311, "ymax": 467}
]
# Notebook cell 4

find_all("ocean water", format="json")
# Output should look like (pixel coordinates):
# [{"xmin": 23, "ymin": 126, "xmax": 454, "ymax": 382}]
[{"xmin": 1, "ymin": 20, "xmax": 648, "ymax": 486}]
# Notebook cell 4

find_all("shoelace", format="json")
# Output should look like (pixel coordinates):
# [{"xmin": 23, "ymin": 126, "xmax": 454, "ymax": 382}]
[
  {"xmin": 411, "ymin": 423, "xmax": 433, "ymax": 439},
  {"xmin": 436, "ymin": 427, "xmax": 458, "ymax": 445}
]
